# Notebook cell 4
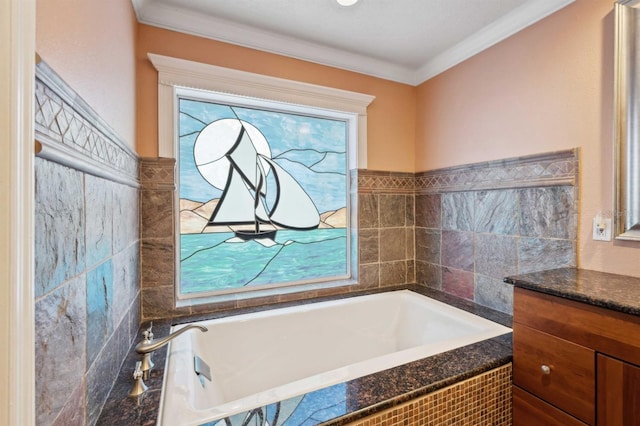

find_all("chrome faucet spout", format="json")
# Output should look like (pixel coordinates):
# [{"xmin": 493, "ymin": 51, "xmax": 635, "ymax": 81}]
[{"xmin": 135, "ymin": 324, "xmax": 208, "ymax": 354}]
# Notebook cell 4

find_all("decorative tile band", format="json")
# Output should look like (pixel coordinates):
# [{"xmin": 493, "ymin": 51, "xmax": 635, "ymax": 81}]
[
  {"xmin": 358, "ymin": 170, "xmax": 416, "ymax": 194},
  {"xmin": 140, "ymin": 157, "xmax": 176, "ymax": 190},
  {"xmin": 344, "ymin": 363, "xmax": 512, "ymax": 426},
  {"xmin": 358, "ymin": 149, "xmax": 577, "ymax": 194},
  {"xmin": 416, "ymin": 149, "xmax": 578, "ymax": 193},
  {"xmin": 35, "ymin": 61, "xmax": 139, "ymax": 187}
]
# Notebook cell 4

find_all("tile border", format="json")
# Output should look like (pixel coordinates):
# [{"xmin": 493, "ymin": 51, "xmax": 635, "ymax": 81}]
[
  {"xmin": 358, "ymin": 170, "xmax": 415, "ymax": 194},
  {"xmin": 35, "ymin": 60, "xmax": 139, "ymax": 188},
  {"xmin": 358, "ymin": 150, "xmax": 578, "ymax": 194},
  {"xmin": 416, "ymin": 148, "xmax": 578, "ymax": 193}
]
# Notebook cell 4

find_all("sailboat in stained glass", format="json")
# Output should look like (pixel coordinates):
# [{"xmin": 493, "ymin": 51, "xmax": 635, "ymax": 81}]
[{"xmin": 194, "ymin": 117, "xmax": 320, "ymax": 242}]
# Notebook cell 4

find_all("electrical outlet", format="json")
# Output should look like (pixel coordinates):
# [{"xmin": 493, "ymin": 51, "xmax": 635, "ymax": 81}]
[{"xmin": 592, "ymin": 217, "xmax": 612, "ymax": 241}]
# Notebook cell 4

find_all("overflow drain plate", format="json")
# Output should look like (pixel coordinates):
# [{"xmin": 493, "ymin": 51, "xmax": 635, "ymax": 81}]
[{"xmin": 194, "ymin": 355, "xmax": 212, "ymax": 382}]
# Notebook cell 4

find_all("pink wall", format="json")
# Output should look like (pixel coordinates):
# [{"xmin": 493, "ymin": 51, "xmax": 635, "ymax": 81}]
[
  {"xmin": 416, "ymin": 0, "xmax": 640, "ymax": 278},
  {"xmin": 36, "ymin": 0, "xmax": 137, "ymax": 149}
]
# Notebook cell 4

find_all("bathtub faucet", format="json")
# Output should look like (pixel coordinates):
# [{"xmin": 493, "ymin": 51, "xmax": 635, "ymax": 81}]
[
  {"xmin": 133, "ymin": 323, "xmax": 208, "ymax": 383},
  {"xmin": 135, "ymin": 324, "xmax": 208, "ymax": 354}
]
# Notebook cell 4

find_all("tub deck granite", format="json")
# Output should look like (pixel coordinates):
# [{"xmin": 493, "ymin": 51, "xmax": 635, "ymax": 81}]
[
  {"xmin": 96, "ymin": 285, "xmax": 513, "ymax": 425},
  {"xmin": 504, "ymin": 267, "xmax": 640, "ymax": 315}
]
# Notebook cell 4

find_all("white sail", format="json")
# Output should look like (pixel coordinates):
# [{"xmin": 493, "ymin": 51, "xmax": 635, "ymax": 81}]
[
  {"xmin": 205, "ymin": 118, "xmax": 319, "ymax": 235},
  {"xmin": 208, "ymin": 168, "xmax": 256, "ymax": 224},
  {"xmin": 228, "ymin": 129, "xmax": 259, "ymax": 188},
  {"xmin": 262, "ymin": 156, "xmax": 320, "ymax": 229},
  {"xmin": 209, "ymin": 125, "xmax": 272, "ymax": 225}
]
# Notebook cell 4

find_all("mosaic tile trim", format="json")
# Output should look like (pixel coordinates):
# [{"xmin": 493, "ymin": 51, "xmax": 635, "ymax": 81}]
[
  {"xmin": 358, "ymin": 170, "xmax": 416, "ymax": 194},
  {"xmin": 416, "ymin": 149, "xmax": 578, "ymax": 193},
  {"xmin": 343, "ymin": 364, "xmax": 512, "ymax": 426},
  {"xmin": 35, "ymin": 61, "xmax": 138, "ymax": 185},
  {"xmin": 140, "ymin": 157, "xmax": 176, "ymax": 190}
]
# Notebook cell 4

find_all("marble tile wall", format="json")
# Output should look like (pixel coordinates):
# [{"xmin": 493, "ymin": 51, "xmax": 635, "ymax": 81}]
[
  {"xmin": 139, "ymin": 158, "xmax": 190, "ymax": 319},
  {"xmin": 139, "ymin": 166, "xmax": 418, "ymax": 320},
  {"xmin": 140, "ymin": 150, "xmax": 577, "ymax": 318},
  {"xmin": 357, "ymin": 171, "xmax": 416, "ymax": 288},
  {"xmin": 415, "ymin": 149, "xmax": 579, "ymax": 313},
  {"xmin": 34, "ymin": 62, "xmax": 140, "ymax": 426}
]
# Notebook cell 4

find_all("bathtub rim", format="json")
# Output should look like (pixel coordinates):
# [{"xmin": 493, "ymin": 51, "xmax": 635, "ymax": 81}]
[{"xmin": 157, "ymin": 288, "xmax": 513, "ymax": 426}]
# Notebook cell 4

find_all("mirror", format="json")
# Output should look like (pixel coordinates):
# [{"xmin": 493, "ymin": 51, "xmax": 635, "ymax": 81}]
[{"xmin": 614, "ymin": 0, "xmax": 640, "ymax": 240}]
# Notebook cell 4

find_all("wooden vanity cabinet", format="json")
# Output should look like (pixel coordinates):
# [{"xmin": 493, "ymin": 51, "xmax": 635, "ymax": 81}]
[
  {"xmin": 513, "ymin": 322, "xmax": 595, "ymax": 424},
  {"xmin": 513, "ymin": 386, "xmax": 589, "ymax": 426},
  {"xmin": 513, "ymin": 287, "xmax": 640, "ymax": 426}
]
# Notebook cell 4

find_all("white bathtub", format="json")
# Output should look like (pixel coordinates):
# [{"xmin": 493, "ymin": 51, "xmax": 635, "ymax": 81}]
[{"xmin": 158, "ymin": 290, "xmax": 511, "ymax": 426}]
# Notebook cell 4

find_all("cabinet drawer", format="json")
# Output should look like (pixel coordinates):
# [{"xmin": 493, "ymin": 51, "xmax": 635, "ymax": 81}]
[
  {"xmin": 513, "ymin": 386, "xmax": 588, "ymax": 426},
  {"xmin": 513, "ymin": 323, "xmax": 595, "ymax": 424},
  {"xmin": 514, "ymin": 287, "xmax": 640, "ymax": 366}
]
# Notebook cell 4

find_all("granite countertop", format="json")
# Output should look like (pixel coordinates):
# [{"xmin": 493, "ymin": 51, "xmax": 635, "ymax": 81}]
[
  {"xmin": 504, "ymin": 267, "xmax": 640, "ymax": 316},
  {"xmin": 97, "ymin": 285, "xmax": 513, "ymax": 426}
]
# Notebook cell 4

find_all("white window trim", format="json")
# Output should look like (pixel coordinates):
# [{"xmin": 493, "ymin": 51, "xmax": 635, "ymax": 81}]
[
  {"xmin": 148, "ymin": 53, "xmax": 375, "ymax": 166},
  {"xmin": 148, "ymin": 54, "xmax": 375, "ymax": 305}
]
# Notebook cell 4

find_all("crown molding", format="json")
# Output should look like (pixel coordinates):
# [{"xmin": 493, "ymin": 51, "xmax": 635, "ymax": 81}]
[
  {"xmin": 415, "ymin": 0, "xmax": 576, "ymax": 83},
  {"xmin": 134, "ymin": 0, "xmax": 575, "ymax": 86},
  {"xmin": 136, "ymin": 1, "xmax": 415, "ymax": 84}
]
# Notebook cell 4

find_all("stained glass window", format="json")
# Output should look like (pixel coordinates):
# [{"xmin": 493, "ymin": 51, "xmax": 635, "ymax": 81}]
[{"xmin": 177, "ymin": 90, "xmax": 353, "ymax": 297}]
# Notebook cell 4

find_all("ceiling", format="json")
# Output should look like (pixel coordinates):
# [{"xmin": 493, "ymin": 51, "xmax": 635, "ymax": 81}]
[{"xmin": 132, "ymin": 0, "xmax": 574, "ymax": 86}]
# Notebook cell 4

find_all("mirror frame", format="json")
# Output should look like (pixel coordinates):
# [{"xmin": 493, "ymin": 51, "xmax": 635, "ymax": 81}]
[{"xmin": 614, "ymin": 0, "xmax": 640, "ymax": 241}]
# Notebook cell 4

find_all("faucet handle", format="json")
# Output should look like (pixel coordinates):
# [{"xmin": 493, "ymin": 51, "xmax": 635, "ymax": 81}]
[
  {"xmin": 133, "ymin": 361, "xmax": 144, "ymax": 380},
  {"xmin": 142, "ymin": 321, "xmax": 154, "ymax": 343},
  {"xmin": 129, "ymin": 361, "xmax": 149, "ymax": 397}
]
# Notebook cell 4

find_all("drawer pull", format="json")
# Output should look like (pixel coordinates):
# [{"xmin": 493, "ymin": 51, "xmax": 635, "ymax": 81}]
[{"xmin": 541, "ymin": 364, "xmax": 551, "ymax": 375}]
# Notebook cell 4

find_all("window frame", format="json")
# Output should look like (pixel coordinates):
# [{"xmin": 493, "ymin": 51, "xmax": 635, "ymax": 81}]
[
  {"xmin": 149, "ymin": 53, "xmax": 375, "ymax": 305},
  {"xmin": 176, "ymin": 88, "xmax": 355, "ymax": 297}
]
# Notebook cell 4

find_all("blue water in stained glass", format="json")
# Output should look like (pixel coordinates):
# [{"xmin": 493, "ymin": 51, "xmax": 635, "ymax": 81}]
[
  {"xmin": 180, "ymin": 229, "xmax": 348, "ymax": 293},
  {"xmin": 279, "ymin": 384, "xmax": 347, "ymax": 425},
  {"xmin": 203, "ymin": 383, "xmax": 348, "ymax": 426}
]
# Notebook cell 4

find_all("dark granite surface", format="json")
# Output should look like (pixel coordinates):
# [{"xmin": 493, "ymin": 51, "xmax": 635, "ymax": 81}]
[
  {"xmin": 504, "ymin": 267, "xmax": 640, "ymax": 316},
  {"xmin": 97, "ymin": 285, "xmax": 512, "ymax": 426}
]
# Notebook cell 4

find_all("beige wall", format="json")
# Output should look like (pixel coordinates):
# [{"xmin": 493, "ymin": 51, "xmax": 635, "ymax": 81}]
[
  {"xmin": 136, "ymin": 25, "xmax": 416, "ymax": 172},
  {"xmin": 416, "ymin": 0, "xmax": 640, "ymax": 278},
  {"xmin": 36, "ymin": 0, "xmax": 137, "ymax": 149}
]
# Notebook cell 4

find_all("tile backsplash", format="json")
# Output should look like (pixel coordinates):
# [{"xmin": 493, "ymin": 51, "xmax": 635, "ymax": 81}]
[
  {"xmin": 140, "ymin": 150, "xmax": 578, "ymax": 318},
  {"xmin": 34, "ymin": 62, "xmax": 140, "ymax": 426},
  {"xmin": 415, "ymin": 149, "xmax": 578, "ymax": 313},
  {"xmin": 358, "ymin": 171, "xmax": 417, "ymax": 289},
  {"xmin": 139, "ymin": 166, "xmax": 421, "ymax": 320}
]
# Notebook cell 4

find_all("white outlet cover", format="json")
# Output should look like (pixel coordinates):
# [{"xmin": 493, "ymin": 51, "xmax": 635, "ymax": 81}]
[{"xmin": 592, "ymin": 217, "xmax": 612, "ymax": 241}]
